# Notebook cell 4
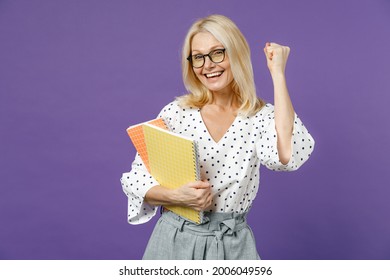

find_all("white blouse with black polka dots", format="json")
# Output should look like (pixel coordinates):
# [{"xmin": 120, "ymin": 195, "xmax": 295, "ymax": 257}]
[{"xmin": 121, "ymin": 101, "xmax": 314, "ymax": 224}]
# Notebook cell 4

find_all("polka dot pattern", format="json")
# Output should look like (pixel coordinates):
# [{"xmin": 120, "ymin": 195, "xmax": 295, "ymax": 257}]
[{"xmin": 121, "ymin": 101, "xmax": 314, "ymax": 224}]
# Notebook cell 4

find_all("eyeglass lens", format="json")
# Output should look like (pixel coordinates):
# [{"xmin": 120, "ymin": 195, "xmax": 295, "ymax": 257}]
[{"xmin": 191, "ymin": 49, "xmax": 225, "ymax": 68}]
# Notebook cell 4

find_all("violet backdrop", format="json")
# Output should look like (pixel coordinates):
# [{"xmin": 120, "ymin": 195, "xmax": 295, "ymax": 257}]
[{"xmin": 1, "ymin": 0, "xmax": 389, "ymax": 259}]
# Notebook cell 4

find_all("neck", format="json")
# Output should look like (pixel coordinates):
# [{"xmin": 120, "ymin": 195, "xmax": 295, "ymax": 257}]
[{"xmin": 210, "ymin": 89, "xmax": 238, "ymax": 110}]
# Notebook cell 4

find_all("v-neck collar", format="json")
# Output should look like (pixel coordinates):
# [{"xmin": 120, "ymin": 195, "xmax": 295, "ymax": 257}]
[{"xmin": 197, "ymin": 108, "xmax": 239, "ymax": 145}]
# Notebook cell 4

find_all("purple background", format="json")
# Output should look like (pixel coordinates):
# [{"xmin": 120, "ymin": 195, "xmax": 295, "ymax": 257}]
[{"xmin": 1, "ymin": 0, "xmax": 389, "ymax": 260}]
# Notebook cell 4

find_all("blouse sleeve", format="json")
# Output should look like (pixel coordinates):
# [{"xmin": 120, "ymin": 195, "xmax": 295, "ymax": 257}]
[
  {"xmin": 120, "ymin": 101, "xmax": 180, "ymax": 224},
  {"xmin": 121, "ymin": 153, "xmax": 159, "ymax": 224},
  {"xmin": 256, "ymin": 104, "xmax": 315, "ymax": 171}
]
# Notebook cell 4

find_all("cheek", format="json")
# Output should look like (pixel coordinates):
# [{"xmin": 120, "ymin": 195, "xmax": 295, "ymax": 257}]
[
  {"xmin": 220, "ymin": 61, "xmax": 233, "ymax": 81},
  {"xmin": 193, "ymin": 70, "xmax": 206, "ymax": 83},
  {"xmin": 223, "ymin": 68, "xmax": 233, "ymax": 83},
  {"xmin": 227, "ymin": 70, "xmax": 234, "ymax": 83},
  {"xmin": 193, "ymin": 69, "xmax": 203, "ymax": 79}
]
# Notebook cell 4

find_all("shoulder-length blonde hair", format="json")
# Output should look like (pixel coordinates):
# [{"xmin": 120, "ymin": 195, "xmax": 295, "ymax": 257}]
[{"xmin": 177, "ymin": 14, "xmax": 265, "ymax": 117}]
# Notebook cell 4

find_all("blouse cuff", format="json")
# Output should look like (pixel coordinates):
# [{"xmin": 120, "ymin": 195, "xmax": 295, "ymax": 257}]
[
  {"xmin": 258, "ymin": 113, "xmax": 314, "ymax": 171},
  {"xmin": 275, "ymin": 114, "xmax": 315, "ymax": 171},
  {"xmin": 121, "ymin": 155, "xmax": 160, "ymax": 224}
]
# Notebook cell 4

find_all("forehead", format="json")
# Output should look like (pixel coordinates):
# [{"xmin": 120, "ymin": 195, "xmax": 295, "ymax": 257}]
[{"xmin": 191, "ymin": 32, "xmax": 223, "ymax": 52}]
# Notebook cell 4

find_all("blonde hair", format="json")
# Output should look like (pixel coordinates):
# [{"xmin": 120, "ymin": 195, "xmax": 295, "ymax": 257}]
[{"xmin": 177, "ymin": 14, "xmax": 265, "ymax": 117}]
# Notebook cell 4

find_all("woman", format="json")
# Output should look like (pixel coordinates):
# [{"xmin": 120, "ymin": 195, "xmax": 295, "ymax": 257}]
[{"xmin": 121, "ymin": 14, "xmax": 314, "ymax": 259}]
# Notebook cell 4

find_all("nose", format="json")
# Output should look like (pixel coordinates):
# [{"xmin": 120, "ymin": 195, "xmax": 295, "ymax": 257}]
[{"xmin": 204, "ymin": 55, "xmax": 216, "ymax": 69}]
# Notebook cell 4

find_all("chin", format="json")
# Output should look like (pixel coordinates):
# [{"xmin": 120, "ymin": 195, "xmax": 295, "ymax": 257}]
[{"xmin": 205, "ymin": 81, "xmax": 233, "ymax": 94}]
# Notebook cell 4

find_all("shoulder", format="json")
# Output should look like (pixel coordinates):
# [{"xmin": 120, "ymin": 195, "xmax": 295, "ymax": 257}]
[
  {"xmin": 251, "ymin": 103, "xmax": 274, "ymax": 121},
  {"xmin": 157, "ymin": 100, "xmax": 184, "ymax": 121},
  {"xmin": 158, "ymin": 99, "xmax": 199, "ymax": 117},
  {"xmin": 238, "ymin": 103, "xmax": 275, "ymax": 133},
  {"xmin": 157, "ymin": 100, "xmax": 198, "ymax": 129},
  {"xmin": 158, "ymin": 100, "xmax": 181, "ymax": 116}
]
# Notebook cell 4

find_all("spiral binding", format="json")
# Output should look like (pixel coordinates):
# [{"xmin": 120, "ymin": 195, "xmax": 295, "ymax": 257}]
[{"xmin": 192, "ymin": 140, "xmax": 203, "ymax": 224}]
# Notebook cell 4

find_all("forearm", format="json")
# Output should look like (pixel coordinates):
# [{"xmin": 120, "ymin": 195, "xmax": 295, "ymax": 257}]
[
  {"xmin": 144, "ymin": 181, "xmax": 212, "ymax": 211},
  {"xmin": 144, "ymin": 185, "xmax": 179, "ymax": 206},
  {"xmin": 272, "ymin": 73, "xmax": 294, "ymax": 164}
]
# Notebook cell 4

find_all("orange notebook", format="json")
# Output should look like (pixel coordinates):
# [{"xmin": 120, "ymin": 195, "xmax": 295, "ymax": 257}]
[{"xmin": 126, "ymin": 118, "xmax": 168, "ymax": 172}]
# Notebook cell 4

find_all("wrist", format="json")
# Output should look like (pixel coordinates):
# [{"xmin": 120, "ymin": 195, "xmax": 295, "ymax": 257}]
[
  {"xmin": 270, "ymin": 71, "xmax": 286, "ymax": 81},
  {"xmin": 169, "ymin": 188, "xmax": 182, "ymax": 205},
  {"xmin": 145, "ymin": 185, "xmax": 179, "ymax": 206}
]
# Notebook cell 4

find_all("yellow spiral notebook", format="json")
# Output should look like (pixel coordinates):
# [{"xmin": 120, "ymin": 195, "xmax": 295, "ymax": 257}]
[{"xmin": 143, "ymin": 123, "xmax": 203, "ymax": 224}]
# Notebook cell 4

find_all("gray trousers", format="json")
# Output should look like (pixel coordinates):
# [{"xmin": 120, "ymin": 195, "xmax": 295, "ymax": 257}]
[{"xmin": 143, "ymin": 210, "xmax": 260, "ymax": 260}]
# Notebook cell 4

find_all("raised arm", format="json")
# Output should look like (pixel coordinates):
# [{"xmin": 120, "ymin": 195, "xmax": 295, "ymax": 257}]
[{"xmin": 264, "ymin": 42, "xmax": 295, "ymax": 164}]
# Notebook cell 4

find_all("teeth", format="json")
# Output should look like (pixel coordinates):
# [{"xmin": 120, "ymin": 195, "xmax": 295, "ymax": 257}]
[{"xmin": 205, "ymin": 72, "xmax": 223, "ymax": 78}]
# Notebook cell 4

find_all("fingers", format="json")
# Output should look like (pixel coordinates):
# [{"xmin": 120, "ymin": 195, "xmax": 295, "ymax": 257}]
[
  {"xmin": 263, "ymin": 42, "xmax": 290, "ymax": 73},
  {"xmin": 188, "ymin": 181, "xmax": 210, "ymax": 189},
  {"xmin": 264, "ymin": 42, "xmax": 290, "ymax": 55},
  {"xmin": 265, "ymin": 42, "xmax": 283, "ymax": 50},
  {"xmin": 188, "ymin": 181, "xmax": 212, "ymax": 211},
  {"xmin": 177, "ymin": 181, "xmax": 212, "ymax": 211},
  {"xmin": 264, "ymin": 42, "xmax": 272, "ymax": 60},
  {"xmin": 193, "ymin": 189, "xmax": 212, "ymax": 211},
  {"xmin": 195, "ymin": 181, "xmax": 212, "ymax": 209}
]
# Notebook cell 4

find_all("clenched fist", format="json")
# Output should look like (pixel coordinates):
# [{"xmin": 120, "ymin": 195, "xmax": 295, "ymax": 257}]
[{"xmin": 264, "ymin": 42, "xmax": 290, "ymax": 76}]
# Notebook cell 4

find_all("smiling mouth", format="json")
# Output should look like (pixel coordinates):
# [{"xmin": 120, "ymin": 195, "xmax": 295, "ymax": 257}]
[{"xmin": 205, "ymin": 71, "xmax": 224, "ymax": 78}]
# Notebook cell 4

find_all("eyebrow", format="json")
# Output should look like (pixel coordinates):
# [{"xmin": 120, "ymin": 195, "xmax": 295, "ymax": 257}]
[{"xmin": 191, "ymin": 45, "xmax": 225, "ymax": 54}]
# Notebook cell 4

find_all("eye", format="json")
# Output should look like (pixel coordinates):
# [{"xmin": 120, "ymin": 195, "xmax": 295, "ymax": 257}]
[
  {"xmin": 193, "ymin": 54, "xmax": 204, "ymax": 61},
  {"xmin": 212, "ymin": 49, "xmax": 224, "ymax": 56}
]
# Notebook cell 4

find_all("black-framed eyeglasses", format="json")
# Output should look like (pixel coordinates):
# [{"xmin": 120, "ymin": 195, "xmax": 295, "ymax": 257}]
[{"xmin": 187, "ymin": 49, "xmax": 226, "ymax": 68}]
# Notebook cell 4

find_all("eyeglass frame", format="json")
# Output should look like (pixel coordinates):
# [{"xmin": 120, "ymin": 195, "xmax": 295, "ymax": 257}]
[{"xmin": 186, "ymin": 49, "xmax": 226, "ymax": 68}]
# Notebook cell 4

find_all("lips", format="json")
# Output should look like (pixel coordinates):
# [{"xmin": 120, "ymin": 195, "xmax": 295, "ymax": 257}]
[{"xmin": 204, "ymin": 71, "xmax": 224, "ymax": 78}]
